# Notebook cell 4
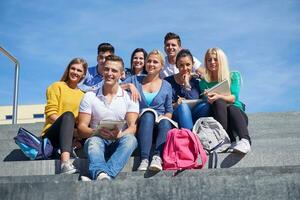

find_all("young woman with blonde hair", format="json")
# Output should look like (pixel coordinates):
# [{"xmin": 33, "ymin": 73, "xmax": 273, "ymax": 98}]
[
  {"xmin": 200, "ymin": 48, "xmax": 251, "ymax": 154},
  {"xmin": 124, "ymin": 50, "xmax": 174, "ymax": 171}
]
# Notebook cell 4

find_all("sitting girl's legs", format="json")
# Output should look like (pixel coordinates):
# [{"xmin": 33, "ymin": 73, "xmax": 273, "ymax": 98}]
[
  {"xmin": 211, "ymin": 99, "xmax": 228, "ymax": 131},
  {"xmin": 154, "ymin": 119, "xmax": 173, "ymax": 156},
  {"xmin": 43, "ymin": 111, "xmax": 78, "ymax": 173},
  {"xmin": 227, "ymin": 105, "xmax": 251, "ymax": 153},
  {"xmin": 192, "ymin": 101, "xmax": 211, "ymax": 123},
  {"xmin": 149, "ymin": 118, "xmax": 172, "ymax": 171},
  {"xmin": 227, "ymin": 105, "xmax": 251, "ymax": 143},
  {"xmin": 173, "ymin": 103, "xmax": 193, "ymax": 130},
  {"xmin": 137, "ymin": 111, "xmax": 155, "ymax": 160},
  {"xmin": 43, "ymin": 111, "xmax": 75, "ymax": 158}
]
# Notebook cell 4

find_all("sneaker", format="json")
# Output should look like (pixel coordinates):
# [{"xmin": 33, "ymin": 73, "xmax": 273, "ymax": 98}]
[
  {"xmin": 80, "ymin": 176, "xmax": 92, "ymax": 182},
  {"xmin": 60, "ymin": 161, "xmax": 79, "ymax": 174},
  {"xmin": 96, "ymin": 172, "xmax": 111, "ymax": 181},
  {"xmin": 149, "ymin": 155, "xmax": 162, "ymax": 171},
  {"xmin": 233, "ymin": 138, "xmax": 251, "ymax": 154},
  {"xmin": 137, "ymin": 159, "xmax": 149, "ymax": 171},
  {"xmin": 226, "ymin": 142, "xmax": 237, "ymax": 153}
]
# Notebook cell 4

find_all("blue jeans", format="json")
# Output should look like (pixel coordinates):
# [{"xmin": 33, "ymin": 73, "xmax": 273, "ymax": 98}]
[
  {"xmin": 84, "ymin": 134, "xmax": 137, "ymax": 180},
  {"xmin": 173, "ymin": 101, "xmax": 211, "ymax": 130},
  {"xmin": 137, "ymin": 111, "xmax": 173, "ymax": 160}
]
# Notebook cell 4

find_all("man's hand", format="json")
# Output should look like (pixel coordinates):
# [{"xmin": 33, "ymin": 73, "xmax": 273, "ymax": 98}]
[
  {"xmin": 129, "ymin": 84, "xmax": 141, "ymax": 102},
  {"xmin": 97, "ymin": 126, "xmax": 121, "ymax": 140}
]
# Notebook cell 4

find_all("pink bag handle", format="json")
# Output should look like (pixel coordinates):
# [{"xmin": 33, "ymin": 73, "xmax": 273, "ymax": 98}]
[{"xmin": 188, "ymin": 129, "xmax": 207, "ymax": 168}]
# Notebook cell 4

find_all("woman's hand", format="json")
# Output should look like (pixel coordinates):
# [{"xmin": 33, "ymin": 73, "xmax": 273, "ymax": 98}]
[
  {"xmin": 174, "ymin": 96, "xmax": 185, "ymax": 108},
  {"xmin": 206, "ymin": 91, "xmax": 235, "ymax": 104},
  {"xmin": 207, "ymin": 92, "xmax": 220, "ymax": 104},
  {"xmin": 182, "ymin": 74, "xmax": 192, "ymax": 90}
]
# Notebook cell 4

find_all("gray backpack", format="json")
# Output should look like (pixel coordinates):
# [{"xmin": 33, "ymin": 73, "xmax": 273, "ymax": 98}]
[{"xmin": 192, "ymin": 117, "xmax": 231, "ymax": 153}]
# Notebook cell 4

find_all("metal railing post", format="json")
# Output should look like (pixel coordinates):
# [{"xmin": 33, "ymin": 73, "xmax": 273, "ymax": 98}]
[{"xmin": 0, "ymin": 46, "xmax": 20, "ymax": 124}]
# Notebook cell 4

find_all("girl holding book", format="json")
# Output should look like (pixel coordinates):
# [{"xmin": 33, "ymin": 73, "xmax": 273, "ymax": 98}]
[
  {"xmin": 165, "ymin": 49, "xmax": 210, "ymax": 130},
  {"xmin": 42, "ymin": 58, "xmax": 88, "ymax": 173},
  {"xmin": 200, "ymin": 47, "xmax": 251, "ymax": 154},
  {"xmin": 123, "ymin": 50, "xmax": 173, "ymax": 171}
]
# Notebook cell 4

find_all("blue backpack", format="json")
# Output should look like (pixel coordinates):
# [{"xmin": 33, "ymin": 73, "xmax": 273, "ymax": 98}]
[{"xmin": 14, "ymin": 127, "xmax": 53, "ymax": 160}]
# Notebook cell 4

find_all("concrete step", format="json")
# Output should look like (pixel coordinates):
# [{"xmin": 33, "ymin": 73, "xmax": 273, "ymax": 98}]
[
  {"xmin": 2, "ymin": 126, "xmax": 298, "ymax": 162},
  {"xmin": 0, "ymin": 157, "xmax": 140, "ymax": 176},
  {"xmin": 0, "ymin": 165, "xmax": 298, "ymax": 182},
  {"xmin": 1, "ymin": 166, "xmax": 299, "ymax": 200},
  {"xmin": 0, "ymin": 174, "xmax": 79, "ymax": 183},
  {"xmin": 1, "ymin": 112, "xmax": 299, "ymax": 140},
  {"xmin": 1, "ymin": 145, "xmax": 300, "ymax": 177},
  {"xmin": 0, "ymin": 123, "xmax": 43, "ymax": 134}
]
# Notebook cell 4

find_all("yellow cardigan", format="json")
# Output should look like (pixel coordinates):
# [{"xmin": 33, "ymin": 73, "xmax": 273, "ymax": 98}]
[{"xmin": 41, "ymin": 81, "xmax": 84, "ymax": 135}]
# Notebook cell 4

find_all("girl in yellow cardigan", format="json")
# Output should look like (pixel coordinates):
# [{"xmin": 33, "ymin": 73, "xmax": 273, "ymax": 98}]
[{"xmin": 42, "ymin": 58, "xmax": 87, "ymax": 174}]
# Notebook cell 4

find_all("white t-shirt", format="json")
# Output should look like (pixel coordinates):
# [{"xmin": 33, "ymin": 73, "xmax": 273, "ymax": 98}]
[
  {"xmin": 160, "ymin": 56, "xmax": 201, "ymax": 79},
  {"xmin": 79, "ymin": 85, "xmax": 139, "ymax": 129}
]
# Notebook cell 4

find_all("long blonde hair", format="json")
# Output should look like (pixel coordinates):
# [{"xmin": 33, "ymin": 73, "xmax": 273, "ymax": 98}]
[
  {"xmin": 203, "ymin": 48, "xmax": 231, "ymax": 85},
  {"xmin": 60, "ymin": 58, "xmax": 88, "ymax": 83}
]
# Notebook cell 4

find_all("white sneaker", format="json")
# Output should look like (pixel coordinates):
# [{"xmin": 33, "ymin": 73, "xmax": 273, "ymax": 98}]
[
  {"xmin": 96, "ymin": 172, "xmax": 111, "ymax": 181},
  {"xmin": 60, "ymin": 161, "xmax": 79, "ymax": 174},
  {"xmin": 137, "ymin": 159, "xmax": 149, "ymax": 171},
  {"xmin": 149, "ymin": 155, "xmax": 162, "ymax": 171},
  {"xmin": 233, "ymin": 138, "xmax": 251, "ymax": 154},
  {"xmin": 227, "ymin": 142, "xmax": 237, "ymax": 152},
  {"xmin": 80, "ymin": 176, "xmax": 92, "ymax": 182}
]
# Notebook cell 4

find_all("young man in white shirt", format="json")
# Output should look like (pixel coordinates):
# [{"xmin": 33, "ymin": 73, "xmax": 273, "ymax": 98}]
[
  {"xmin": 78, "ymin": 55, "xmax": 139, "ymax": 181},
  {"xmin": 160, "ymin": 32, "xmax": 204, "ymax": 79}
]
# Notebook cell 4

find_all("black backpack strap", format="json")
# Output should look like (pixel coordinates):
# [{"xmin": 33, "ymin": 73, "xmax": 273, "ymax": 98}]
[{"xmin": 208, "ymin": 151, "xmax": 218, "ymax": 169}]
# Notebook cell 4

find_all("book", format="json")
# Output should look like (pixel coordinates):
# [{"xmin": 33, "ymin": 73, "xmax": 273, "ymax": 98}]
[
  {"xmin": 181, "ymin": 99, "xmax": 204, "ymax": 109},
  {"xmin": 93, "ymin": 120, "xmax": 126, "ymax": 136},
  {"xmin": 201, "ymin": 79, "xmax": 230, "ymax": 96},
  {"xmin": 139, "ymin": 108, "xmax": 178, "ymax": 128}
]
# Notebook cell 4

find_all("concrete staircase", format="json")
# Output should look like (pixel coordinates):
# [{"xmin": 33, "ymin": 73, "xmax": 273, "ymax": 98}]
[{"xmin": 0, "ymin": 112, "xmax": 299, "ymax": 199}]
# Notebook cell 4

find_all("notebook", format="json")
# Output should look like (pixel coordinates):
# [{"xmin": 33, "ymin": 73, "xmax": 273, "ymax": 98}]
[{"xmin": 201, "ymin": 79, "xmax": 230, "ymax": 96}]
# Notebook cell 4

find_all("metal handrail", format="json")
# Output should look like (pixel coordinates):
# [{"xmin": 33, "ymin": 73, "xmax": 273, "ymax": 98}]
[{"xmin": 0, "ymin": 46, "xmax": 20, "ymax": 124}]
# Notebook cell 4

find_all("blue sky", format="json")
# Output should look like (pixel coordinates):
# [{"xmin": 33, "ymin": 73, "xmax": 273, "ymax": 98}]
[{"xmin": 1, "ymin": 0, "xmax": 300, "ymax": 113}]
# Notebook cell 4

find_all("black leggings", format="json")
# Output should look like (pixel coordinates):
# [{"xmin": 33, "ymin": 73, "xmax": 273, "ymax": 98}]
[
  {"xmin": 211, "ymin": 99, "xmax": 251, "ymax": 143},
  {"xmin": 43, "ymin": 111, "xmax": 75, "ymax": 153}
]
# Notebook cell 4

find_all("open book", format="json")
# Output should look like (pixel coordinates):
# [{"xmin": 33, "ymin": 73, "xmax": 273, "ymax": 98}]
[
  {"xmin": 93, "ymin": 120, "xmax": 126, "ymax": 136},
  {"xmin": 139, "ymin": 108, "xmax": 178, "ymax": 128},
  {"xmin": 181, "ymin": 99, "xmax": 204, "ymax": 109},
  {"xmin": 201, "ymin": 79, "xmax": 230, "ymax": 96}
]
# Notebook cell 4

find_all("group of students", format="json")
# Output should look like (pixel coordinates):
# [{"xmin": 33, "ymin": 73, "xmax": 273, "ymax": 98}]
[{"xmin": 40, "ymin": 32, "xmax": 251, "ymax": 181}]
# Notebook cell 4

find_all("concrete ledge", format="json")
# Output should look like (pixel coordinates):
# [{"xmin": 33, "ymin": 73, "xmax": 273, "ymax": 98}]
[
  {"xmin": 1, "ymin": 168, "xmax": 299, "ymax": 200},
  {"xmin": 1, "ymin": 148, "xmax": 300, "ymax": 177}
]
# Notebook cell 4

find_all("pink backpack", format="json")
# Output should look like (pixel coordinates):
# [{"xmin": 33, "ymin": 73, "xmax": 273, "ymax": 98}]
[{"xmin": 163, "ymin": 128, "xmax": 207, "ymax": 170}]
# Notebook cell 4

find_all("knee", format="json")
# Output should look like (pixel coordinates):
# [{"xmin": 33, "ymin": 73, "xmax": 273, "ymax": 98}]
[
  {"xmin": 193, "ymin": 101, "xmax": 211, "ymax": 117},
  {"xmin": 212, "ymin": 99, "xmax": 227, "ymax": 109},
  {"xmin": 158, "ymin": 119, "xmax": 172, "ymax": 130},
  {"xmin": 120, "ymin": 134, "xmax": 138, "ymax": 149},
  {"xmin": 141, "ymin": 111, "xmax": 155, "ymax": 120},
  {"xmin": 228, "ymin": 105, "xmax": 238, "ymax": 113},
  {"xmin": 177, "ymin": 103, "xmax": 190, "ymax": 113},
  {"xmin": 61, "ymin": 111, "xmax": 75, "ymax": 122},
  {"xmin": 139, "ymin": 112, "xmax": 155, "ymax": 125},
  {"xmin": 84, "ymin": 136, "xmax": 104, "ymax": 153}
]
